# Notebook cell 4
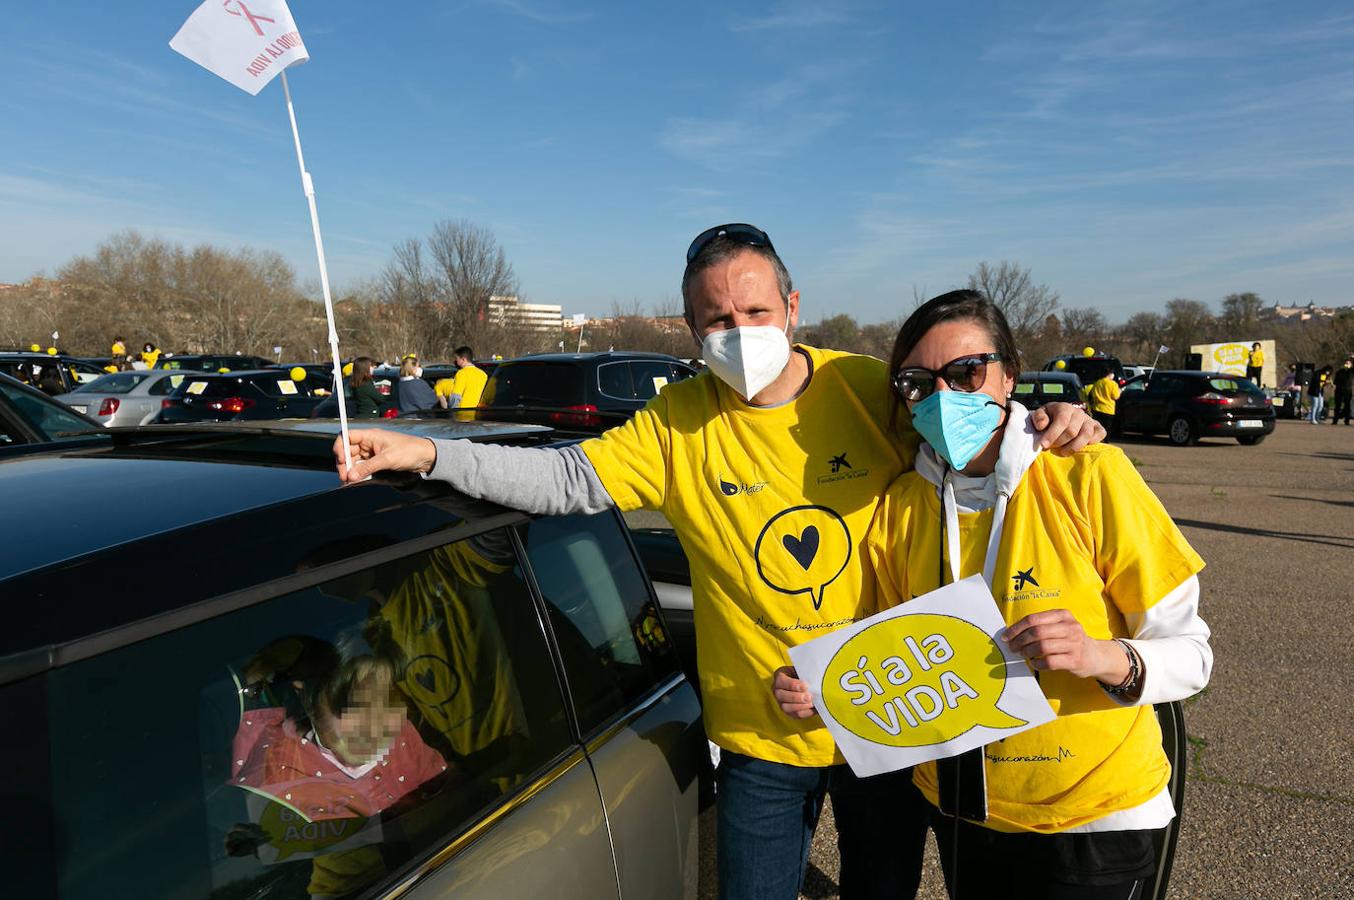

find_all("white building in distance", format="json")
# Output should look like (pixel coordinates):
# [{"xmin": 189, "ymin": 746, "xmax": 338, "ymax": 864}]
[{"xmin": 488, "ymin": 295, "xmax": 563, "ymax": 333}]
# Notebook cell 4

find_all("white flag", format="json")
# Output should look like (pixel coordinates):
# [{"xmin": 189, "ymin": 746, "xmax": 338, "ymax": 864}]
[
  {"xmin": 1158, "ymin": 345, "xmax": 1170, "ymax": 354},
  {"xmin": 170, "ymin": 0, "xmax": 308, "ymax": 96}
]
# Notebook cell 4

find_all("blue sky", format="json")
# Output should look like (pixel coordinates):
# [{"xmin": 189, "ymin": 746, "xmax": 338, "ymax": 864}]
[{"xmin": 2, "ymin": 0, "xmax": 1351, "ymax": 323}]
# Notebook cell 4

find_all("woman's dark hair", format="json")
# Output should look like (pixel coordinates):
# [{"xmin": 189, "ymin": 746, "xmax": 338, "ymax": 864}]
[
  {"xmin": 886, "ymin": 289, "xmax": 1021, "ymax": 423},
  {"xmin": 350, "ymin": 356, "xmax": 374, "ymax": 389}
]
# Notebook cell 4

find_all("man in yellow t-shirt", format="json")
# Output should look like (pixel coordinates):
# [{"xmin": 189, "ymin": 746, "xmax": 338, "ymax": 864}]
[
  {"xmin": 1086, "ymin": 368, "xmax": 1121, "ymax": 432},
  {"xmin": 436, "ymin": 346, "xmax": 487, "ymax": 417},
  {"xmin": 1246, "ymin": 342, "xmax": 1265, "ymax": 386},
  {"xmin": 330, "ymin": 225, "xmax": 1103, "ymax": 899}
]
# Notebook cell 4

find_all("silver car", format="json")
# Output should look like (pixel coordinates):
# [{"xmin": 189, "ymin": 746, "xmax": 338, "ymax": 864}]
[{"xmin": 53, "ymin": 370, "xmax": 188, "ymax": 426}]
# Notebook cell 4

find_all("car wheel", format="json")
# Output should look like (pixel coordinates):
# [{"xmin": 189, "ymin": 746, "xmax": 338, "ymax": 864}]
[
  {"xmin": 1168, "ymin": 416, "xmax": 1197, "ymax": 446},
  {"xmin": 1237, "ymin": 434, "xmax": 1265, "ymax": 446}
]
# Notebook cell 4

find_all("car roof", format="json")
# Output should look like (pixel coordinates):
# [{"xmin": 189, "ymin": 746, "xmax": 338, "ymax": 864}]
[
  {"xmin": 1018, "ymin": 371, "xmax": 1081, "ymax": 382},
  {"xmin": 501, "ymin": 351, "xmax": 689, "ymax": 364},
  {"xmin": 0, "ymin": 421, "xmax": 553, "ymax": 661}
]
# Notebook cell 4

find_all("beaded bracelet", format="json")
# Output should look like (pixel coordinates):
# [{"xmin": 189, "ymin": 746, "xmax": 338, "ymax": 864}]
[{"xmin": 1104, "ymin": 638, "xmax": 1141, "ymax": 697}]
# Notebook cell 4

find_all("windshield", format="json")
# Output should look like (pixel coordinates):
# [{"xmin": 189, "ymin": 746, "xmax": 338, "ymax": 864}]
[
  {"xmin": 73, "ymin": 372, "xmax": 150, "ymax": 395},
  {"xmin": 484, "ymin": 363, "xmax": 585, "ymax": 407}
]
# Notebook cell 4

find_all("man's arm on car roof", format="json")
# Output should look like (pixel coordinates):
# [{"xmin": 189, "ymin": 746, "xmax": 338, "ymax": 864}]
[{"xmin": 422, "ymin": 440, "xmax": 615, "ymax": 516}]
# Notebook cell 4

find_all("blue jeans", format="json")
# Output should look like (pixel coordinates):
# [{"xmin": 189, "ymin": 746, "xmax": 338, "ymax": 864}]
[
  {"xmin": 1309, "ymin": 394, "xmax": 1325, "ymax": 422},
  {"xmin": 715, "ymin": 751, "xmax": 928, "ymax": 900}
]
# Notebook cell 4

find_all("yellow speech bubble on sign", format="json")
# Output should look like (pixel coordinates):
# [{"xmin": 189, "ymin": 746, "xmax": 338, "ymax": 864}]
[
  {"xmin": 754, "ymin": 505, "xmax": 852, "ymax": 611},
  {"xmin": 821, "ymin": 612, "xmax": 1026, "ymax": 748},
  {"xmin": 257, "ymin": 802, "xmax": 371, "ymax": 862}
]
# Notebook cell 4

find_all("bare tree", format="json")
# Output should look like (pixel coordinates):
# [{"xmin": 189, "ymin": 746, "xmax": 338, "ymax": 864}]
[
  {"xmin": 1060, "ymin": 307, "xmax": 1108, "ymax": 349},
  {"xmin": 1219, "ymin": 291, "xmax": 1264, "ymax": 336},
  {"xmin": 967, "ymin": 261, "xmax": 1060, "ymax": 339},
  {"xmin": 425, "ymin": 220, "xmax": 518, "ymax": 347}
]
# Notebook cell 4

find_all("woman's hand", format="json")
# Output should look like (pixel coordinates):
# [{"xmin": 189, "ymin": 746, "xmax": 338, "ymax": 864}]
[
  {"xmin": 1002, "ymin": 609, "xmax": 1131, "ymax": 685},
  {"xmin": 1029, "ymin": 403, "xmax": 1105, "ymax": 455},
  {"xmin": 772, "ymin": 666, "xmax": 819, "ymax": 719}
]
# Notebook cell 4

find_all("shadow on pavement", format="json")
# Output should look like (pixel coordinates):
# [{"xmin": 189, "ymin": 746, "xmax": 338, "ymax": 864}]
[
  {"xmin": 1268, "ymin": 493, "xmax": 1354, "ymax": 509},
  {"xmin": 1174, "ymin": 517, "xmax": 1354, "ymax": 550}
]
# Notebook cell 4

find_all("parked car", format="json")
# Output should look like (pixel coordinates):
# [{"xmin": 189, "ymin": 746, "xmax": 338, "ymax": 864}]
[
  {"xmin": 1013, "ymin": 371, "xmax": 1086, "ymax": 411},
  {"xmin": 155, "ymin": 369, "xmax": 327, "ymax": 423},
  {"xmin": 0, "ymin": 419, "xmax": 702, "ymax": 899},
  {"xmin": 156, "ymin": 353, "xmax": 275, "ymax": 372},
  {"xmin": 480, "ymin": 351, "xmax": 698, "ymax": 431},
  {"xmin": 1043, "ymin": 352, "xmax": 1128, "ymax": 387},
  {"xmin": 1115, "ymin": 371, "xmax": 1276, "ymax": 445},
  {"xmin": 53, "ymin": 370, "xmax": 189, "ymax": 426},
  {"xmin": 0, "ymin": 371, "xmax": 105, "ymax": 454},
  {"xmin": 0, "ymin": 350, "xmax": 95, "ymax": 395},
  {"xmin": 1122, "ymin": 364, "xmax": 1155, "ymax": 380}
]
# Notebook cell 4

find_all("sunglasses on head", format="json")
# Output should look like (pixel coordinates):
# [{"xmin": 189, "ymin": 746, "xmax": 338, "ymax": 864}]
[
  {"xmin": 685, "ymin": 223, "xmax": 775, "ymax": 264},
  {"xmin": 892, "ymin": 353, "xmax": 1004, "ymax": 402}
]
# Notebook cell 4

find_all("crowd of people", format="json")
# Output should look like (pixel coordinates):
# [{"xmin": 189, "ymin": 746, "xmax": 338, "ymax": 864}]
[
  {"xmin": 1280, "ymin": 359, "xmax": 1354, "ymax": 425},
  {"xmin": 327, "ymin": 223, "xmax": 1214, "ymax": 900},
  {"xmin": 343, "ymin": 346, "xmax": 488, "ymax": 418}
]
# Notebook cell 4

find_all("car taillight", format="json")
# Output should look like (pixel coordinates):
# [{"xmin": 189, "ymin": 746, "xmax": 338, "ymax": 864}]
[
  {"xmin": 382, "ymin": 408, "xmax": 399, "ymax": 419},
  {"xmin": 162, "ymin": 399, "xmax": 174, "ymax": 409},
  {"xmin": 206, "ymin": 397, "xmax": 255, "ymax": 413},
  {"xmin": 550, "ymin": 404, "xmax": 601, "ymax": 427},
  {"xmin": 97, "ymin": 398, "xmax": 120, "ymax": 416},
  {"xmin": 1196, "ymin": 392, "xmax": 1230, "ymax": 404}
]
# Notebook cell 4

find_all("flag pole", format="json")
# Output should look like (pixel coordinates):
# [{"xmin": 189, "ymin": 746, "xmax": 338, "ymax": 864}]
[{"xmin": 279, "ymin": 70, "xmax": 353, "ymax": 474}]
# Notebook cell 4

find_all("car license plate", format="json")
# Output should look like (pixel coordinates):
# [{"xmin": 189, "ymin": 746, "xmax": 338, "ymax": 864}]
[
  {"xmin": 71, "ymin": 405, "xmax": 87, "ymax": 414},
  {"xmin": 1239, "ymin": 419, "xmax": 1263, "ymax": 428}
]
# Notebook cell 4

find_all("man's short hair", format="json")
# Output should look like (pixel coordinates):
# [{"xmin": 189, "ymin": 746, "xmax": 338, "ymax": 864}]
[
  {"xmin": 681, "ymin": 237, "xmax": 794, "ymax": 323},
  {"xmin": 454, "ymin": 346, "xmax": 474, "ymax": 360}
]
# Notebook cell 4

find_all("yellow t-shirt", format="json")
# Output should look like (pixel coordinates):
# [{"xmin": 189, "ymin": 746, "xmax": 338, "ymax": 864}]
[
  {"xmin": 450, "ymin": 364, "xmax": 488, "ymax": 408},
  {"xmin": 582, "ymin": 345, "xmax": 920, "ymax": 765},
  {"xmin": 867, "ymin": 444, "xmax": 1204, "ymax": 832},
  {"xmin": 111, "ymin": 341, "xmax": 126, "ymax": 357},
  {"xmin": 141, "ymin": 349, "xmax": 161, "ymax": 369},
  {"xmin": 433, "ymin": 378, "xmax": 456, "ymax": 399},
  {"xmin": 1086, "ymin": 376, "xmax": 1121, "ymax": 415},
  {"xmin": 1249, "ymin": 349, "xmax": 1264, "ymax": 368}
]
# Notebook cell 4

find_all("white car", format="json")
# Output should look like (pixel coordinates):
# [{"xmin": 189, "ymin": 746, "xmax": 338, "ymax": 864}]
[{"xmin": 53, "ymin": 370, "xmax": 189, "ymax": 426}]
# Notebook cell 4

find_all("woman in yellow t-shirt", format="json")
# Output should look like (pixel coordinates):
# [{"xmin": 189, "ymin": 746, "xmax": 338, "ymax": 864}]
[{"xmin": 776, "ymin": 290, "xmax": 1212, "ymax": 899}]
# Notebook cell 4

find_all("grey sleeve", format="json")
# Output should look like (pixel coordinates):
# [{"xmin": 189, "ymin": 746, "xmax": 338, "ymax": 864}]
[{"xmin": 422, "ymin": 439, "xmax": 616, "ymax": 516}]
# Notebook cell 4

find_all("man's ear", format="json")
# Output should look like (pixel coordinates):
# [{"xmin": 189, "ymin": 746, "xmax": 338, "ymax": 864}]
[{"xmin": 786, "ymin": 290, "xmax": 801, "ymax": 332}]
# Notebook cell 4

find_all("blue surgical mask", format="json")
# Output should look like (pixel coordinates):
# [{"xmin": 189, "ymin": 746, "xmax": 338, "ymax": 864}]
[{"xmin": 910, "ymin": 390, "xmax": 1005, "ymax": 471}]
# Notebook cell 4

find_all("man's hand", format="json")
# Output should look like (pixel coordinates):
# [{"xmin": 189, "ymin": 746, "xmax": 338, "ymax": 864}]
[
  {"xmin": 1002, "ymin": 609, "xmax": 1130, "ymax": 684},
  {"xmin": 334, "ymin": 429, "xmax": 437, "ymax": 483},
  {"xmin": 772, "ymin": 665, "xmax": 818, "ymax": 719},
  {"xmin": 1029, "ymin": 402, "xmax": 1105, "ymax": 455}
]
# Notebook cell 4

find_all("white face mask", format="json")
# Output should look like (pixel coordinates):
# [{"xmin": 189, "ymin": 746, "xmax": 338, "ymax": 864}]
[{"xmin": 700, "ymin": 321, "xmax": 791, "ymax": 401}]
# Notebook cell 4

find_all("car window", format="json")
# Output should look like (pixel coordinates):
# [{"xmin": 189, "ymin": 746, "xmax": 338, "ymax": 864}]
[
  {"xmin": 484, "ymin": 362, "xmax": 585, "ymax": 406},
  {"xmin": 149, "ymin": 374, "xmax": 186, "ymax": 396},
  {"xmin": 1148, "ymin": 375, "xmax": 1181, "ymax": 394},
  {"xmin": 175, "ymin": 377, "xmax": 235, "ymax": 398},
  {"xmin": 1012, "ymin": 382, "xmax": 1036, "ymax": 396},
  {"xmin": 597, "ymin": 362, "xmax": 635, "ymax": 400},
  {"xmin": 1038, "ymin": 381, "xmax": 1068, "ymax": 396},
  {"xmin": 519, "ymin": 513, "xmax": 681, "ymax": 735},
  {"xmin": 4, "ymin": 530, "xmax": 574, "ymax": 899},
  {"xmin": 630, "ymin": 361, "xmax": 676, "ymax": 401},
  {"xmin": 249, "ymin": 375, "xmax": 310, "ymax": 397},
  {"xmin": 0, "ymin": 402, "xmax": 29, "ymax": 445},
  {"xmin": 0, "ymin": 381, "xmax": 96, "ymax": 438},
  {"xmin": 72, "ymin": 372, "xmax": 149, "ymax": 395},
  {"xmin": 1123, "ymin": 378, "xmax": 1147, "ymax": 393}
]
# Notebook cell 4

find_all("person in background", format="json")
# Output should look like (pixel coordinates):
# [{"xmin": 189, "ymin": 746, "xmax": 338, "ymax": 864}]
[
  {"xmin": 139, "ymin": 342, "xmax": 161, "ymax": 370},
  {"xmin": 111, "ymin": 335, "xmax": 126, "ymax": 358},
  {"xmin": 1332, "ymin": 359, "xmax": 1353, "ymax": 426},
  {"xmin": 436, "ymin": 346, "xmax": 488, "ymax": 413},
  {"xmin": 1246, "ymin": 342, "xmax": 1264, "ymax": 386},
  {"xmin": 1308, "ymin": 365, "xmax": 1331, "ymax": 424},
  {"xmin": 350, "ymin": 357, "xmax": 384, "ymax": 418},
  {"xmin": 395, "ymin": 356, "xmax": 437, "ymax": 414},
  {"xmin": 1086, "ymin": 366, "xmax": 1121, "ymax": 433}
]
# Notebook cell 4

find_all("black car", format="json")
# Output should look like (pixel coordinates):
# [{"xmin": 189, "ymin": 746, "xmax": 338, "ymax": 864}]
[
  {"xmin": 156, "ymin": 369, "xmax": 327, "ymax": 422},
  {"xmin": 1043, "ymin": 353, "xmax": 1127, "ymax": 387},
  {"xmin": 0, "ymin": 350, "xmax": 98, "ymax": 395},
  {"xmin": 0, "ymin": 420, "xmax": 703, "ymax": 900},
  {"xmin": 1013, "ymin": 371, "xmax": 1086, "ymax": 411},
  {"xmin": 1115, "ymin": 371, "xmax": 1276, "ymax": 445},
  {"xmin": 480, "ymin": 352, "xmax": 697, "ymax": 431},
  {"xmin": 156, "ymin": 353, "xmax": 276, "ymax": 372},
  {"xmin": 0, "ymin": 371, "xmax": 105, "ymax": 455}
]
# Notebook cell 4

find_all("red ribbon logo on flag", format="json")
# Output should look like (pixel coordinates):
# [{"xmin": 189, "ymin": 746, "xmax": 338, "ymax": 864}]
[{"xmin": 223, "ymin": 0, "xmax": 276, "ymax": 36}]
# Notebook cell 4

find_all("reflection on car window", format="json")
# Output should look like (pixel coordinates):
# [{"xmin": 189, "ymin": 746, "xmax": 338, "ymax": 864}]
[
  {"xmin": 13, "ymin": 530, "xmax": 572, "ymax": 899},
  {"xmin": 630, "ymin": 361, "xmax": 674, "ymax": 401},
  {"xmin": 73, "ymin": 372, "xmax": 148, "ymax": 395},
  {"xmin": 1, "ymin": 383, "xmax": 94, "ymax": 438},
  {"xmin": 597, "ymin": 362, "xmax": 634, "ymax": 400},
  {"xmin": 520, "ymin": 513, "xmax": 681, "ymax": 735},
  {"xmin": 1124, "ymin": 379, "xmax": 1147, "ymax": 392}
]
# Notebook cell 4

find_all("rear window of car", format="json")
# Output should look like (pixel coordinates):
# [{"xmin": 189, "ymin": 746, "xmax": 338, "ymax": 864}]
[
  {"xmin": 174, "ymin": 377, "xmax": 237, "ymax": 398},
  {"xmin": 485, "ymin": 362, "xmax": 585, "ymax": 406},
  {"xmin": 2, "ymin": 530, "xmax": 576, "ymax": 899},
  {"xmin": 246, "ymin": 375, "xmax": 310, "ymax": 397},
  {"xmin": 72, "ymin": 372, "xmax": 149, "ymax": 395}
]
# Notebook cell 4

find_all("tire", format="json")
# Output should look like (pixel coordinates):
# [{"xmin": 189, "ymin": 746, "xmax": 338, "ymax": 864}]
[
  {"xmin": 1237, "ymin": 434, "xmax": 1265, "ymax": 445},
  {"xmin": 1168, "ymin": 416, "xmax": 1197, "ymax": 446}
]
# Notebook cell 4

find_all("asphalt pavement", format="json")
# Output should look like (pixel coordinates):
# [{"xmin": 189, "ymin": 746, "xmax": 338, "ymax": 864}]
[{"xmin": 647, "ymin": 417, "xmax": 1354, "ymax": 899}]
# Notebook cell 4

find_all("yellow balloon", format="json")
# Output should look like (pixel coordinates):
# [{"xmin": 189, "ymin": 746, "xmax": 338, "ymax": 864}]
[
  {"xmin": 29, "ymin": 344, "xmax": 40, "ymax": 352},
  {"xmin": 47, "ymin": 346, "xmax": 58, "ymax": 355},
  {"xmin": 289, "ymin": 366, "xmax": 307, "ymax": 381},
  {"xmin": 1054, "ymin": 359, "xmax": 1067, "ymax": 370},
  {"xmin": 342, "ymin": 362, "xmax": 354, "ymax": 377},
  {"xmin": 218, "ymin": 367, "xmax": 231, "ymax": 374},
  {"xmin": 1082, "ymin": 346, "xmax": 1095, "ymax": 357}
]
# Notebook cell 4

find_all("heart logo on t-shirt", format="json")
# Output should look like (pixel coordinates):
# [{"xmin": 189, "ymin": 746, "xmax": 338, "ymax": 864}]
[{"xmin": 782, "ymin": 526, "xmax": 820, "ymax": 570}]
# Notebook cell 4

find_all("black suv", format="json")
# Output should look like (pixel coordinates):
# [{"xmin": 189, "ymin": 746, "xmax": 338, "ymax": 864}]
[
  {"xmin": 1115, "ymin": 370, "xmax": 1276, "ymax": 445},
  {"xmin": 156, "ymin": 370, "xmax": 328, "ymax": 422},
  {"xmin": 0, "ymin": 371, "xmax": 105, "ymax": 455},
  {"xmin": 1043, "ymin": 353, "xmax": 1127, "ymax": 387},
  {"xmin": 157, "ymin": 353, "xmax": 276, "ymax": 372},
  {"xmin": 0, "ymin": 350, "xmax": 104, "ymax": 395},
  {"xmin": 0, "ymin": 421, "xmax": 703, "ymax": 900},
  {"xmin": 480, "ymin": 352, "xmax": 697, "ymax": 431}
]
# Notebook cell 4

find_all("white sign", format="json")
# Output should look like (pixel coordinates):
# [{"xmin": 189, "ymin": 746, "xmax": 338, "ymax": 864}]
[
  {"xmin": 572, "ymin": 313, "xmax": 587, "ymax": 326},
  {"xmin": 170, "ymin": 0, "xmax": 309, "ymax": 96},
  {"xmin": 787, "ymin": 575, "xmax": 1054, "ymax": 777}
]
